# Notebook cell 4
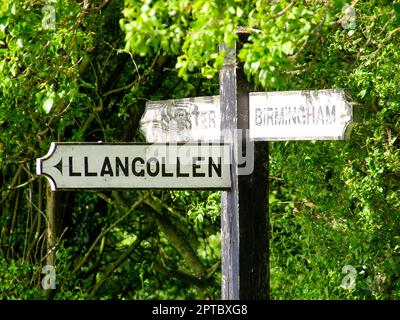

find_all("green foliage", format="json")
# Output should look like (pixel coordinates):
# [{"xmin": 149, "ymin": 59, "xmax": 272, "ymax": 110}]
[
  {"xmin": 0, "ymin": 257, "xmax": 44, "ymax": 299},
  {"xmin": 187, "ymin": 191, "xmax": 221, "ymax": 225},
  {"xmin": 240, "ymin": 1, "xmax": 329, "ymax": 89},
  {"xmin": 121, "ymin": 0, "xmax": 243, "ymax": 80},
  {"xmin": 1, "ymin": 0, "xmax": 400, "ymax": 300},
  {"xmin": 267, "ymin": 0, "xmax": 400, "ymax": 299}
]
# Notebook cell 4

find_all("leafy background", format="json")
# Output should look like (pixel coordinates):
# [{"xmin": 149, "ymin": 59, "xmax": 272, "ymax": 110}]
[{"xmin": 0, "ymin": 0, "xmax": 400, "ymax": 299}]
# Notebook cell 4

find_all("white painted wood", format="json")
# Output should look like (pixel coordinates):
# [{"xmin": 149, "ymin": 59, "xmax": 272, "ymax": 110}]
[
  {"xmin": 142, "ymin": 90, "xmax": 353, "ymax": 143},
  {"xmin": 140, "ymin": 96, "xmax": 220, "ymax": 143},
  {"xmin": 249, "ymin": 89, "xmax": 353, "ymax": 141},
  {"xmin": 36, "ymin": 143, "xmax": 231, "ymax": 190}
]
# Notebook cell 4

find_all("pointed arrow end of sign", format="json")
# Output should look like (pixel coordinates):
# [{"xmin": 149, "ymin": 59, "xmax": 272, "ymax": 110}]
[
  {"xmin": 36, "ymin": 143, "xmax": 58, "ymax": 191},
  {"xmin": 36, "ymin": 157, "xmax": 58, "ymax": 191},
  {"xmin": 54, "ymin": 158, "xmax": 63, "ymax": 174}
]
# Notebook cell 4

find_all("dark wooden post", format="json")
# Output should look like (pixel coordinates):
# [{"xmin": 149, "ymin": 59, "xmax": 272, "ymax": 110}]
[{"xmin": 220, "ymin": 33, "xmax": 269, "ymax": 300}]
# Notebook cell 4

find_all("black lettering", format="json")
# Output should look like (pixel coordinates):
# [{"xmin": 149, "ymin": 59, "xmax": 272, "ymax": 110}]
[
  {"xmin": 100, "ymin": 157, "xmax": 113, "ymax": 176},
  {"xmin": 307, "ymin": 106, "xmax": 314, "ymax": 125},
  {"xmin": 299, "ymin": 106, "xmax": 306, "ymax": 125},
  {"xmin": 161, "ymin": 157, "xmax": 173, "ymax": 177},
  {"xmin": 274, "ymin": 108, "xmax": 279, "ymax": 125},
  {"xmin": 326, "ymin": 105, "xmax": 336, "ymax": 124},
  {"xmin": 290, "ymin": 107, "xmax": 298, "ymax": 125},
  {"xmin": 208, "ymin": 157, "xmax": 222, "ymax": 177},
  {"xmin": 255, "ymin": 108, "xmax": 262, "ymax": 126},
  {"xmin": 192, "ymin": 106, "xmax": 199, "ymax": 126},
  {"xmin": 116, "ymin": 157, "xmax": 129, "ymax": 177},
  {"xmin": 285, "ymin": 107, "xmax": 290, "ymax": 125},
  {"xmin": 279, "ymin": 108, "xmax": 285, "ymax": 125},
  {"xmin": 192, "ymin": 157, "xmax": 205, "ymax": 177},
  {"xmin": 209, "ymin": 110, "xmax": 216, "ymax": 128},
  {"xmin": 316, "ymin": 105, "xmax": 324, "ymax": 124},
  {"xmin": 177, "ymin": 157, "xmax": 189, "ymax": 177},
  {"xmin": 69, "ymin": 157, "xmax": 81, "ymax": 176},
  {"xmin": 294, "ymin": 106, "xmax": 301, "ymax": 124},
  {"xmin": 147, "ymin": 157, "xmax": 160, "ymax": 177},
  {"xmin": 266, "ymin": 107, "xmax": 274, "ymax": 126},
  {"xmin": 132, "ymin": 157, "xmax": 145, "ymax": 177},
  {"xmin": 84, "ymin": 156, "xmax": 97, "ymax": 176}
]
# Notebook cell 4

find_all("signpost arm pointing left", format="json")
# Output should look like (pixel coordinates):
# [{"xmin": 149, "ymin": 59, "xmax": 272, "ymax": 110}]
[{"xmin": 37, "ymin": 143, "xmax": 231, "ymax": 190}]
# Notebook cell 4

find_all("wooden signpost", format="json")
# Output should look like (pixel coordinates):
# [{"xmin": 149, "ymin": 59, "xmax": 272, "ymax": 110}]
[
  {"xmin": 219, "ymin": 36, "xmax": 269, "ymax": 300},
  {"xmin": 36, "ymin": 142, "xmax": 231, "ymax": 190},
  {"xmin": 141, "ymin": 90, "xmax": 353, "ymax": 142},
  {"xmin": 36, "ymin": 36, "xmax": 353, "ymax": 301}
]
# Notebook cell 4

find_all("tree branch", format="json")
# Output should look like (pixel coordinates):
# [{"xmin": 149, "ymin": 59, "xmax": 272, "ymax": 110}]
[
  {"xmin": 145, "ymin": 199, "xmax": 208, "ymax": 280},
  {"xmin": 73, "ymin": 192, "xmax": 149, "ymax": 273},
  {"xmin": 273, "ymin": 1, "xmax": 296, "ymax": 18},
  {"xmin": 88, "ymin": 225, "xmax": 153, "ymax": 297},
  {"xmin": 152, "ymin": 262, "xmax": 217, "ymax": 288}
]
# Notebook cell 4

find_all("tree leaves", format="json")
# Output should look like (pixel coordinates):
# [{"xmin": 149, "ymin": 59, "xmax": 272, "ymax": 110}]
[
  {"xmin": 2, "ymin": 0, "xmax": 400, "ymax": 300},
  {"xmin": 42, "ymin": 95, "xmax": 54, "ymax": 114}
]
